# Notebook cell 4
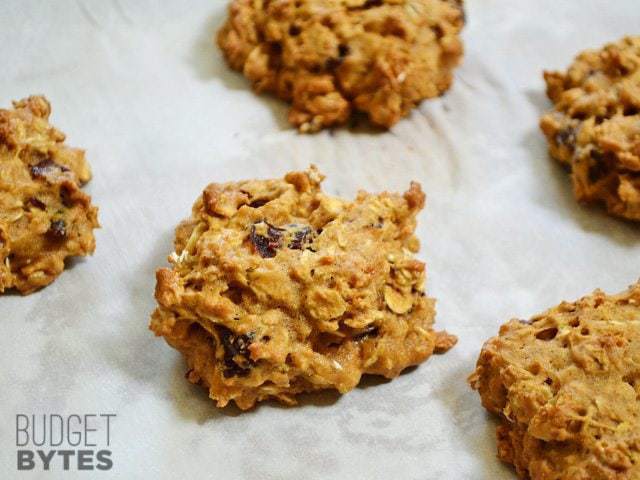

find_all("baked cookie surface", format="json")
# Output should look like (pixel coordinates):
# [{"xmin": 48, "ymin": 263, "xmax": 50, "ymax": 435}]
[
  {"xmin": 0, "ymin": 96, "xmax": 98, "ymax": 294},
  {"xmin": 150, "ymin": 166, "xmax": 456, "ymax": 409},
  {"xmin": 540, "ymin": 36, "xmax": 640, "ymax": 221},
  {"xmin": 217, "ymin": 0, "xmax": 464, "ymax": 132},
  {"xmin": 469, "ymin": 284, "xmax": 640, "ymax": 480}
]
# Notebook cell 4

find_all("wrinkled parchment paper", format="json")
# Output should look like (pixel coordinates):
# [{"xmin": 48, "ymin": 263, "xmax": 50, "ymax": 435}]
[{"xmin": 1, "ymin": 1, "xmax": 639, "ymax": 478}]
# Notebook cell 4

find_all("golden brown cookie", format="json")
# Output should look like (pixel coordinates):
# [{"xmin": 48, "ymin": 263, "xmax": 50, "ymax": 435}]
[
  {"xmin": 469, "ymin": 283, "xmax": 640, "ymax": 480},
  {"xmin": 540, "ymin": 36, "xmax": 640, "ymax": 221},
  {"xmin": 0, "ymin": 96, "xmax": 99, "ymax": 295},
  {"xmin": 150, "ymin": 166, "xmax": 456, "ymax": 410},
  {"xmin": 217, "ymin": 0, "xmax": 464, "ymax": 132}
]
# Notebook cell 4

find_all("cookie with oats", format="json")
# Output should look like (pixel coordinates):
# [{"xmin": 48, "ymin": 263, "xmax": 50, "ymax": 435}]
[
  {"xmin": 0, "ymin": 96, "xmax": 98, "ymax": 294},
  {"xmin": 540, "ymin": 36, "xmax": 640, "ymax": 221},
  {"xmin": 469, "ymin": 283, "xmax": 640, "ymax": 480},
  {"xmin": 217, "ymin": 0, "xmax": 464, "ymax": 132},
  {"xmin": 150, "ymin": 166, "xmax": 456, "ymax": 410}
]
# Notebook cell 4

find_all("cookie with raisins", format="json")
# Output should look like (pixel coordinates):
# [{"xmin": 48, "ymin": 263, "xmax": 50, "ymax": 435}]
[
  {"xmin": 540, "ymin": 36, "xmax": 640, "ymax": 221},
  {"xmin": 0, "ymin": 96, "xmax": 99, "ymax": 294},
  {"xmin": 150, "ymin": 166, "xmax": 456, "ymax": 410},
  {"xmin": 217, "ymin": 0, "xmax": 465, "ymax": 132}
]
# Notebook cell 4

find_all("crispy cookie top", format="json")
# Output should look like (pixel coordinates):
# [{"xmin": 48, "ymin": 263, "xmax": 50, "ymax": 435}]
[
  {"xmin": 470, "ymin": 284, "xmax": 640, "ymax": 479},
  {"xmin": 0, "ymin": 96, "xmax": 98, "ymax": 294},
  {"xmin": 151, "ymin": 167, "xmax": 455, "ymax": 408},
  {"xmin": 217, "ymin": 0, "xmax": 464, "ymax": 131},
  {"xmin": 540, "ymin": 36, "xmax": 640, "ymax": 221}
]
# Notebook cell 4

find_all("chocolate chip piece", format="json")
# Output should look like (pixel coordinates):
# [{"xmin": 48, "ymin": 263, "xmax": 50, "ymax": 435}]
[
  {"xmin": 47, "ymin": 219, "xmax": 67, "ymax": 240},
  {"xmin": 554, "ymin": 127, "xmax": 576, "ymax": 149},
  {"xmin": 217, "ymin": 326, "xmax": 255, "ymax": 378},
  {"xmin": 27, "ymin": 197, "xmax": 46, "ymax": 210},
  {"xmin": 617, "ymin": 65, "xmax": 631, "ymax": 76},
  {"xmin": 588, "ymin": 149, "xmax": 612, "ymax": 183},
  {"xmin": 248, "ymin": 198, "xmax": 269, "ymax": 208},
  {"xmin": 287, "ymin": 225, "xmax": 314, "ymax": 250},
  {"xmin": 269, "ymin": 41, "xmax": 282, "ymax": 55},
  {"xmin": 60, "ymin": 185, "xmax": 75, "ymax": 208},
  {"xmin": 30, "ymin": 158, "xmax": 69, "ymax": 179},
  {"xmin": 325, "ymin": 44, "xmax": 350, "ymax": 71},
  {"xmin": 250, "ymin": 222, "xmax": 316, "ymax": 257},
  {"xmin": 288, "ymin": 24, "xmax": 301, "ymax": 36},
  {"xmin": 249, "ymin": 221, "xmax": 284, "ymax": 258},
  {"xmin": 325, "ymin": 57, "xmax": 343, "ymax": 71}
]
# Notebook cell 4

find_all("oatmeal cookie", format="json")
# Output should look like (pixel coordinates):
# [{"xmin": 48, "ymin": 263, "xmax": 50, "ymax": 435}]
[
  {"xmin": 150, "ymin": 166, "xmax": 456, "ymax": 410},
  {"xmin": 540, "ymin": 36, "xmax": 640, "ymax": 221},
  {"xmin": 469, "ymin": 283, "xmax": 640, "ymax": 479},
  {"xmin": 217, "ymin": 0, "xmax": 464, "ymax": 132},
  {"xmin": 0, "ymin": 96, "xmax": 99, "ymax": 294}
]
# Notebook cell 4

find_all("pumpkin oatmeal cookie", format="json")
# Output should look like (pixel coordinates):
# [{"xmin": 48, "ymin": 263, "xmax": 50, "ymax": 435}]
[
  {"xmin": 217, "ymin": 0, "xmax": 464, "ymax": 132},
  {"xmin": 0, "ymin": 96, "xmax": 99, "ymax": 294},
  {"xmin": 540, "ymin": 36, "xmax": 640, "ymax": 221},
  {"xmin": 150, "ymin": 166, "xmax": 456, "ymax": 410},
  {"xmin": 469, "ymin": 283, "xmax": 640, "ymax": 480}
]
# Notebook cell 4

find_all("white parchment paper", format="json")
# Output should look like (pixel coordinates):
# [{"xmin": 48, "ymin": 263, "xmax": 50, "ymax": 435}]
[{"xmin": 1, "ymin": 1, "xmax": 639, "ymax": 478}]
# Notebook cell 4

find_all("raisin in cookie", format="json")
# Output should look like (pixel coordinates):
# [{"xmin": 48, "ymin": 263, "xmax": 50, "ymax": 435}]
[
  {"xmin": 469, "ymin": 283, "xmax": 640, "ymax": 480},
  {"xmin": 217, "ymin": 0, "xmax": 464, "ymax": 132},
  {"xmin": 540, "ymin": 36, "xmax": 640, "ymax": 221},
  {"xmin": 150, "ymin": 166, "xmax": 456, "ymax": 410},
  {"xmin": 0, "ymin": 96, "xmax": 99, "ymax": 294}
]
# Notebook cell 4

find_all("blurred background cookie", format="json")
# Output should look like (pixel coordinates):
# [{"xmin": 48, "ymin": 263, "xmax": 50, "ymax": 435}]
[
  {"xmin": 540, "ymin": 36, "xmax": 640, "ymax": 221},
  {"xmin": 217, "ymin": 0, "xmax": 465, "ymax": 132},
  {"xmin": 0, "ymin": 96, "xmax": 99, "ymax": 294}
]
